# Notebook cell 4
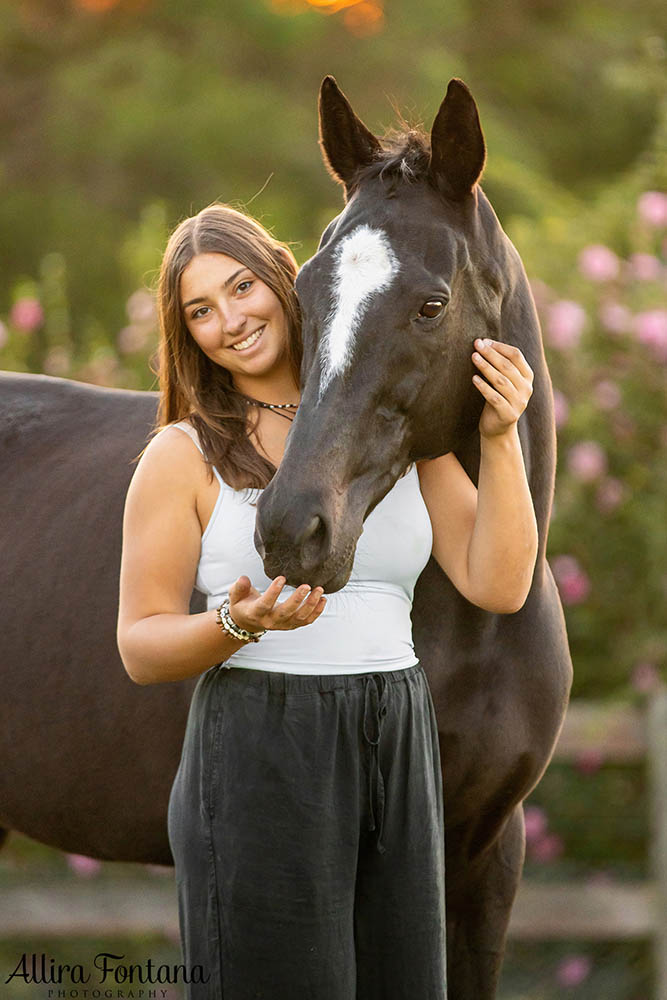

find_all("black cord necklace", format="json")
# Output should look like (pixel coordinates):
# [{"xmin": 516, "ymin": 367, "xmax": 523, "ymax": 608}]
[{"xmin": 239, "ymin": 393, "xmax": 300, "ymax": 423}]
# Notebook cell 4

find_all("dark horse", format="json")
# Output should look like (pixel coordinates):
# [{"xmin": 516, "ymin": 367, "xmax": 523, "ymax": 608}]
[
  {"xmin": 254, "ymin": 77, "xmax": 573, "ymax": 997},
  {"xmin": 0, "ymin": 78, "xmax": 571, "ymax": 999}
]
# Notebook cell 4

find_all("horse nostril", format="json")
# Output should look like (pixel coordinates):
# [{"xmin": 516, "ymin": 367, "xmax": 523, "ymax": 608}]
[
  {"xmin": 300, "ymin": 516, "xmax": 321, "ymax": 544},
  {"xmin": 297, "ymin": 514, "xmax": 329, "ymax": 569}
]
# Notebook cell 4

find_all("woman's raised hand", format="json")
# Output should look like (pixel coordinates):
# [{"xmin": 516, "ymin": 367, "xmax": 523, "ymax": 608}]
[
  {"xmin": 471, "ymin": 338, "xmax": 534, "ymax": 439},
  {"xmin": 228, "ymin": 575, "xmax": 326, "ymax": 633}
]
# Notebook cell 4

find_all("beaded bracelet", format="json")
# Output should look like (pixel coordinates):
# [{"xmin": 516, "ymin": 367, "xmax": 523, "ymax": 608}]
[{"xmin": 215, "ymin": 598, "xmax": 267, "ymax": 643}]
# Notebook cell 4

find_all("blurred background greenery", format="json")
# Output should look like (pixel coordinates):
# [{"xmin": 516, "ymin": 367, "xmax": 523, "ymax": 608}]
[{"xmin": 1, "ymin": 0, "xmax": 665, "ymax": 997}]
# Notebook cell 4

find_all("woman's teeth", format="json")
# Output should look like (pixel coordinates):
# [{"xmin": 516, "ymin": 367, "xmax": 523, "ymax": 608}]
[{"xmin": 231, "ymin": 326, "xmax": 265, "ymax": 351}]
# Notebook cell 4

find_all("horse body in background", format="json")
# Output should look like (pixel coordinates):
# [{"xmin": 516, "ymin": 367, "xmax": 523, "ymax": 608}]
[
  {"xmin": 0, "ymin": 372, "xmax": 197, "ymax": 863},
  {"xmin": 255, "ymin": 77, "xmax": 572, "ymax": 997}
]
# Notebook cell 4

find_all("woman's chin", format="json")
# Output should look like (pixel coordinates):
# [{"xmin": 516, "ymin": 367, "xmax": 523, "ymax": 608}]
[{"xmin": 228, "ymin": 343, "xmax": 287, "ymax": 378}]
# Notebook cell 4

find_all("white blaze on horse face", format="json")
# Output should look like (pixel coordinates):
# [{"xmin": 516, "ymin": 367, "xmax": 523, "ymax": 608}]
[{"xmin": 319, "ymin": 225, "xmax": 399, "ymax": 398}]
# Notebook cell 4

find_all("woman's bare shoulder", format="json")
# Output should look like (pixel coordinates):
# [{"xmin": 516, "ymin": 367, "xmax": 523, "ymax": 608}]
[{"xmin": 132, "ymin": 421, "xmax": 206, "ymax": 495}]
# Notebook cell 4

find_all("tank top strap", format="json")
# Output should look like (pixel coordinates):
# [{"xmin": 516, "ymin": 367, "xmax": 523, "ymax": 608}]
[
  {"xmin": 168, "ymin": 420, "xmax": 227, "ymax": 490},
  {"xmin": 169, "ymin": 419, "xmax": 205, "ymax": 456}
]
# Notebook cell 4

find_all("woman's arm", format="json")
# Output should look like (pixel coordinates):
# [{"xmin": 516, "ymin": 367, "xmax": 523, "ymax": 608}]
[
  {"xmin": 417, "ymin": 337, "xmax": 538, "ymax": 614},
  {"xmin": 117, "ymin": 429, "xmax": 325, "ymax": 685},
  {"xmin": 117, "ymin": 429, "xmax": 237, "ymax": 684}
]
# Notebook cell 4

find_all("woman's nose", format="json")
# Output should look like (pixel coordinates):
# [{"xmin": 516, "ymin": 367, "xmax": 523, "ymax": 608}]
[{"xmin": 222, "ymin": 310, "xmax": 247, "ymax": 338}]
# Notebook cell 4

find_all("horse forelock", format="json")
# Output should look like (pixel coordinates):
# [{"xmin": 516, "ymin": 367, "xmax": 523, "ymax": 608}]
[{"xmin": 353, "ymin": 130, "xmax": 431, "ymax": 197}]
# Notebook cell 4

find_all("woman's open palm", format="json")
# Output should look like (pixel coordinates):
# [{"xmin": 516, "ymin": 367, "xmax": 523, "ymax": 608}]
[{"xmin": 228, "ymin": 575, "xmax": 326, "ymax": 633}]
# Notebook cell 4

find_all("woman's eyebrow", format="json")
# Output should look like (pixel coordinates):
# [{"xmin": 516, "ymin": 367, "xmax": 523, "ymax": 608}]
[{"xmin": 182, "ymin": 267, "xmax": 249, "ymax": 309}]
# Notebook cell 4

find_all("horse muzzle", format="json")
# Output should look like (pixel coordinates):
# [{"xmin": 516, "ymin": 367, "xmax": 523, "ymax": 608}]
[{"xmin": 254, "ymin": 487, "xmax": 359, "ymax": 592}]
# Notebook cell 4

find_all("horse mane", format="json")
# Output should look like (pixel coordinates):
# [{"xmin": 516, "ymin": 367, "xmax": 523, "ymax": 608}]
[{"xmin": 353, "ymin": 124, "xmax": 432, "ymax": 197}]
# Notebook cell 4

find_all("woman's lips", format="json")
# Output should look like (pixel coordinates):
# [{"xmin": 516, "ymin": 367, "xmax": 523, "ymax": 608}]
[{"xmin": 231, "ymin": 325, "xmax": 266, "ymax": 352}]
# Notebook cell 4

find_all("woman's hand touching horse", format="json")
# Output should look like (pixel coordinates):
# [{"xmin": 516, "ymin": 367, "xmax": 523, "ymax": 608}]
[
  {"xmin": 472, "ymin": 338, "xmax": 534, "ymax": 439},
  {"xmin": 229, "ymin": 575, "xmax": 326, "ymax": 633}
]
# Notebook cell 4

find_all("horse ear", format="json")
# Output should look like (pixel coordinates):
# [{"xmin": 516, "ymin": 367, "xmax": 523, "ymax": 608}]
[
  {"xmin": 318, "ymin": 76, "xmax": 382, "ymax": 192},
  {"xmin": 429, "ymin": 78, "xmax": 487, "ymax": 200}
]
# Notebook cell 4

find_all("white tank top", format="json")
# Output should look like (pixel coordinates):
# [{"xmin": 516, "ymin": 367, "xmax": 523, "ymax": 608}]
[{"xmin": 162, "ymin": 420, "xmax": 433, "ymax": 675}]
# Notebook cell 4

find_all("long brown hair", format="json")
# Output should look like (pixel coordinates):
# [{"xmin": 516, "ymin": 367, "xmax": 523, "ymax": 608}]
[{"xmin": 145, "ymin": 202, "xmax": 302, "ymax": 489}]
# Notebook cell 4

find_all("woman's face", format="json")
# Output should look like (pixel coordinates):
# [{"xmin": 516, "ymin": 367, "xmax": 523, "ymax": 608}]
[{"xmin": 180, "ymin": 252, "xmax": 290, "ymax": 383}]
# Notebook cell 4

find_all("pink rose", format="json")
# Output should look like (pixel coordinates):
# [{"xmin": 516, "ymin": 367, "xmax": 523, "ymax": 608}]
[
  {"xmin": 546, "ymin": 301, "xmax": 587, "ymax": 350},
  {"xmin": 631, "ymin": 661, "xmax": 660, "ymax": 693},
  {"xmin": 117, "ymin": 324, "xmax": 150, "ymax": 354},
  {"xmin": 10, "ymin": 297, "xmax": 44, "ymax": 333},
  {"xmin": 551, "ymin": 554, "xmax": 591, "ymax": 606},
  {"xmin": 578, "ymin": 244, "xmax": 620, "ymax": 282},
  {"xmin": 598, "ymin": 301, "xmax": 632, "ymax": 334},
  {"xmin": 78, "ymin": 355, "xmax": 119, "ymax": 386},
  {"xmin": 595, "ymin": 477, "xmax": 627, "ymax": 514},
  {"xmin": 637, "ymin": 190, "xmax": 667, "ymax": 227},
  {"xmin": 634, "ymin": 310, "xmax": 667, "ymax": 362},
  {"xmin": 560, "ymin": 573, "xmax": 590, "ymax": 605},
  {"xmin": 574, "ymin": 748, "xmax": 605, "ymax": 775},
  {"xmin": 126, "ymin": 288, "xmax": 157, "ymax": 325},
  {"xmin": 529, "ymin": 278, "xmax": 553, "ymax": 311},
  {"xmin": 524, "ymin": 805, "xmax": 548, "ymax": 844},
  {"xmin": 556, "ymin": 954, "xmax": 593, "ymax": 987},
  {"xmin": 553, "ymin": 389, "xmax": 570, "ymax": 429},
  {"xmin": 530, "ymin": 831, "xmax": 564, "ymax": 863},
  {"xmin": 66, "ymin": 854, "xmax": 102, "ymax": 878},
  {"xmin": 567, "ymin": 441, "xmax": 607, "ymax": 482},
  {"xmin": 43, "ymin": 347, "xmax": 71, "ymax": 377},
  {"xmin": 593, "ymin": 379, "xmax": 621, "ymax": 410},
  {"xmin": 628, "ymin": 253, "xmax": 662, "ymax": 282}
]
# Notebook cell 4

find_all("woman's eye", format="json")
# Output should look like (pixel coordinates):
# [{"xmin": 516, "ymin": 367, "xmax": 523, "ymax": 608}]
[
  {"xmin": 418, "ymin": 299, "xmax": 446, "ymax": 319},
  {"xmin": 191, "ymin": 306, "xmax": 211, "ymax": 320},
  {"xmin": 237, "ymin": 279, "xmax": 253, "ymax": 293}
]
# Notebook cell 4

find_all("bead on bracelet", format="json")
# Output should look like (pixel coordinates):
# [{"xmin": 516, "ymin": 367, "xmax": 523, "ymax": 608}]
[{"xmin": 215, "ymin": 598, "xmax": 266, "ymax": 643}]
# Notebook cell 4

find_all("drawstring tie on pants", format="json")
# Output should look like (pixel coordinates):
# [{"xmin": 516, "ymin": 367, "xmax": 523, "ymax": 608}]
[{"xmin": 362, "ymin": 673, "xmax": 390, "ymax": 855}]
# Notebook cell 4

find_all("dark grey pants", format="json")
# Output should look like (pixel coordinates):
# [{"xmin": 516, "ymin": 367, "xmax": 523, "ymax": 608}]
[{"xmin": 167, "ymin": 661, "xmax": 447, "ymax": 999}]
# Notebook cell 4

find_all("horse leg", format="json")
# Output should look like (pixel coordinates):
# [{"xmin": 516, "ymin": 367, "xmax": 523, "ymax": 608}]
[{"xmin": 445, "ymin": 804, "xmax": 526, "ymax": 999}]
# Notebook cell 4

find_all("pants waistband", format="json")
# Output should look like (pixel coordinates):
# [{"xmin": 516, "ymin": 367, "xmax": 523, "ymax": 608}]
[{"xmin": 215, "ymin": 661, "xmax": 423, "ymax": 694}]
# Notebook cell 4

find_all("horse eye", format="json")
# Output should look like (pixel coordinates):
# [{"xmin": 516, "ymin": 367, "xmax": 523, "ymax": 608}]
[{"xmin": 418, "ymin": 299, "xmax": 446, "ymax": 319}]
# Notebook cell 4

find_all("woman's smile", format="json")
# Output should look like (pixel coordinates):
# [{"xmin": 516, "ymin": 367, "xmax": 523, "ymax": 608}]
[{"xmin": 230, "ymin": 324, "xmax": 266, "ymax": 352}]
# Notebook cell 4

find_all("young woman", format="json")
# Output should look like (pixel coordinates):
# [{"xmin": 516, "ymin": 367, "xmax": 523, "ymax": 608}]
[{"xmin": 116, "ymin": 202, "xmax": 537, "ymax": 1000}]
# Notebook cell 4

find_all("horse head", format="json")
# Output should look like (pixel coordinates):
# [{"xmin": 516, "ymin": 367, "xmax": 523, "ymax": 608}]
[{"xmin": 256, "ymin": 76, "xmax": 542, "ymax": 591}]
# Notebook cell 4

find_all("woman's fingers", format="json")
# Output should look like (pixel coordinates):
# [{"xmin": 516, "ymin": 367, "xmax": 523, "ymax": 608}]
[
  {"xmin": 229, "ymin": 575, "xmax": 252, "ymax": 603},
  {"xmin": 262, "ymin": 582, "xmax": 327, "ymax": 629},
  {"xmin": 302, "ymin": 594, "xmax": 327, "ymax": 625},
  {"xmin": 253, "ymin": 576, "xmax": 287, "ymax": 615},
  {"xmin": 228, "ymin": 576, "xmax": 285, "ymax": 632},
  {"xmin": 293, "ymin": 587, "xmax": 325, "ymax": 622},
  {"xmin": 272, "ymin": 584, "xmax": 313, "ymax": 622},
  {"xmin": 473, "ymin": 339, "xmax": 533, "ymax": 395},
  {"xmin": 230, "ymin": 577, "xmax": 327, "ymax": 632}
]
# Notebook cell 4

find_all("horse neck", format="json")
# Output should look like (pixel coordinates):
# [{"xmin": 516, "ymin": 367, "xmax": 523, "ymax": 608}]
[{"xmin": 458, "ymin": 198, "xmax": 557, "ymax": 561}]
